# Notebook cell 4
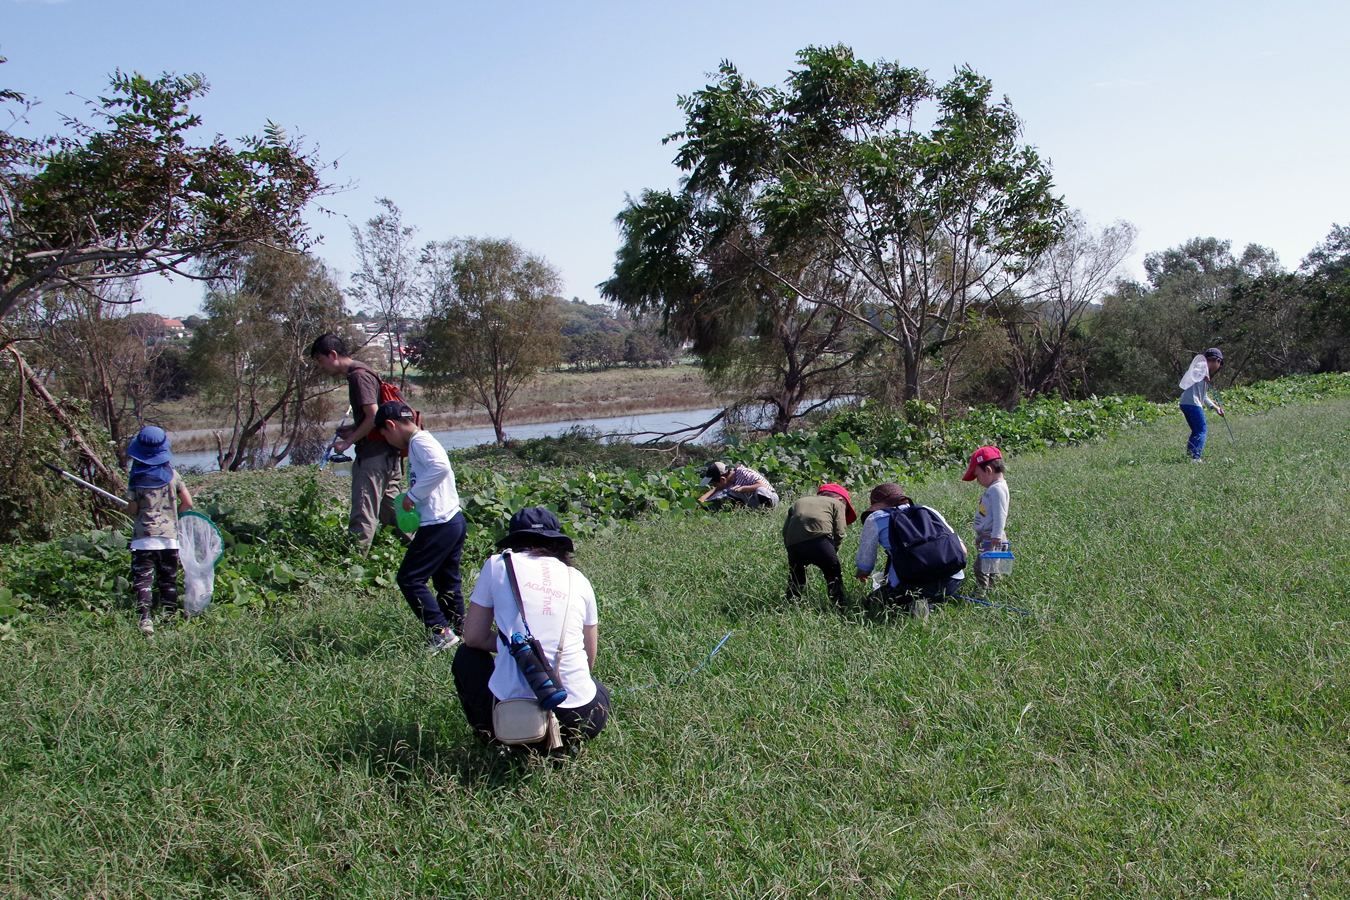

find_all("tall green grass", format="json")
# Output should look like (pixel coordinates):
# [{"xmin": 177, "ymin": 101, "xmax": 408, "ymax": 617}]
[{"xmin": 3, "ymin": 401, "xmax": 1349, "ymax": 897}]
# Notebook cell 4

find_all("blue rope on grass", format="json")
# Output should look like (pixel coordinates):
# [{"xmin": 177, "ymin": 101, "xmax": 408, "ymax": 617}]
[
  {"xmin": 957, "ymin": 595, "xmax": 1034, "ymax": 616},
  {"xmin": 614, "ymin": 631, "xmax": 733, "ymax": 695}
]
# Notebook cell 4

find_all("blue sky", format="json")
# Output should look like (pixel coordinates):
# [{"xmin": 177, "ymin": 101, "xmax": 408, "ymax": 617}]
[{"xmin": 5, "ymin": 0, "xmax": 1348, "ymax": 316}]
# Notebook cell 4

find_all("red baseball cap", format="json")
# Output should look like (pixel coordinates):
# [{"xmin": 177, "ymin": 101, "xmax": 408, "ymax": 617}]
[
  {"xmin": 817, "ymin": 483, "xmax": 857, "ymax": 524},
  {"xmin": 962, "ymin": 446, "xmax": 1003, "ymax": 481}
]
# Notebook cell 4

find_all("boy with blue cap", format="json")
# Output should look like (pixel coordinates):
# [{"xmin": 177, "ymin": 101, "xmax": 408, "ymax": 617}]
[{"xmin": 124, "ymin": 426, "xmax": 193, "ymax": 635}]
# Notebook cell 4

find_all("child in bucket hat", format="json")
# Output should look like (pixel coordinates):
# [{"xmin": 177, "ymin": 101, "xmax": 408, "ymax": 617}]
[
  {"xmin": 124, "ymin": 426, "xmax": 193, "ymax": 636},
  {"xmin": 782, "ymin": 483, "xmax": 857, "ymax": 607}
]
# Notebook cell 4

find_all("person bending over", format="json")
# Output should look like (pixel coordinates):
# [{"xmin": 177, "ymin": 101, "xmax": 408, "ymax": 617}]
[
  {"xmin": 698, "ymin": 460, "xmax": 779, "ymax": 509},
  {"xmin": 309, "ymin": 333, "xmax": 408, "ymax": 550},
  {"xmin": 1179, "ymin": 347, "xmax": 1226, "ymax": 462},
  {"xmin": 855, "ymin": 483, "xmax": 968, "ymax": 617},
  {"xmin": 783, "ymin": 483, "xmax": 856, "ymax": 607}
]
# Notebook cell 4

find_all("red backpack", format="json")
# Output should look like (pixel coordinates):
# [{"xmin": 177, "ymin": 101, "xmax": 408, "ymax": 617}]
[{"xmin": 352, "ymin": 364, "xmax": 422, "ymax": 457}]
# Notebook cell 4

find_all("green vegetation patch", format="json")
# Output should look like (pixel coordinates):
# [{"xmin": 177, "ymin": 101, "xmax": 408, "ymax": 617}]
[{"xmin": 1, "ymin": 391, "xmax": 1349, "ymax": 896}]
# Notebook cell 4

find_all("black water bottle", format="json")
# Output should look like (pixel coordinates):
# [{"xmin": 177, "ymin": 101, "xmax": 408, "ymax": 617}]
[{"xmin": 507, "ymin": 633, "xmax": 568, "ymax": 709}]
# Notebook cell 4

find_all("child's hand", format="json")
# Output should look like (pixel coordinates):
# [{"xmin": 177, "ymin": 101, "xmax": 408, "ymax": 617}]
[
  {"xmin": 401, "ymin": 494, "xmax": 415, "ymax": 513},
  {"xmin": 1215, "ymin": 405, "xmax": 1225, "ymax": 417}
]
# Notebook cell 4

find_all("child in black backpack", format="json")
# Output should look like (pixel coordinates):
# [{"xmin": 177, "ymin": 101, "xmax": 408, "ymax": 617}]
[
  {"xmin": 854, "ymin": 482, "xmax": 968, "ymax": 616},
  {"xmin": 124, "ymin": 426, "xmax": 194, "ymax": 636}
]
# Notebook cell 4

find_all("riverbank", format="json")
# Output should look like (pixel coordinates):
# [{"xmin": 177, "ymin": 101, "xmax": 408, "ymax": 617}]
[{"xmin": 164, "ymin": 363, "xmax": 718, "ymax": 451}]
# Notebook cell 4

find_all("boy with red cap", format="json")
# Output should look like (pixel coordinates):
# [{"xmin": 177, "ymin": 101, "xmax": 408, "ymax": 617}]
[
  {"xmin": 782, "ymin": 483, "xmax": 857, "ymax": 606},
  {"xmin": 963, "ymin": 446, "xmax": 1009, "ymax": 590}
]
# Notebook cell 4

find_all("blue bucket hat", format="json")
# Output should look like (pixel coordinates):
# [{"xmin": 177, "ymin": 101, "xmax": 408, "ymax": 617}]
[
  {"xmin": 497, "ymin": 506, "xmax": 574, "ymax": 553},
  {"xmin": 127, "ymin": 425, "xmax": 173, "ymax": 465}
]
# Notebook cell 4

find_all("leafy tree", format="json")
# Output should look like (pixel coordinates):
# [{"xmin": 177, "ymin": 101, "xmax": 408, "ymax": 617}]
[
  {"xmin": 189, "ymin": 247, "xmax": 346, "ymax": 470},
  {"xmin": 994, "ymin": 213, "xmax": 1136, "ymax": 400},
  {"xmin": 623, "ymin": 321, "xmax": 683, "ymax": 367},
  {"xmin": 563, "ymin": 330, "xmax": 626, "ymax": 370},
  {"xmin": 348, "ymin": 198, "xmax": 422, "ymax": 387},
  {"xmin": 1214, "ymin": 224, "xmax": 1350, "ymax": 377},
  {"xmin": 31, "ymin": 279, "xmax": 168, "ymax": 456},
  {"xmin": 606, "ymin": 46, "xmax": 1066, "ymax": 404},
  {"xmin": 606, "ymin": 198, "xmax": 870, "ymax": 430},
  {"xmin": 1, "ymin": 63, "xmax": 324, "ymax": 322},
  {"xmin": 555, "ymin": 297, "xmax": 630, "ymax": 336},
  {"xmin": 419, "ymin": 237, "xmax": 562, "ymax": 444},
  {"xmin": 1087, "ymin": 237, "xmax": 1279, "ymax": 398}
]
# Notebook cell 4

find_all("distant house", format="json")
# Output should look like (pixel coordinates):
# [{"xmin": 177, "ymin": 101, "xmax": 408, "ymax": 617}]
[{"xmin": 162, "ymin": 318, "xmax": 186, "ymax": 335}]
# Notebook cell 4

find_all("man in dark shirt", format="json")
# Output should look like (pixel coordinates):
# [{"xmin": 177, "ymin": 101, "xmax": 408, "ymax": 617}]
[{"xmin": 310, "ymin": 333, "xmax": 408, "ymax": 550}]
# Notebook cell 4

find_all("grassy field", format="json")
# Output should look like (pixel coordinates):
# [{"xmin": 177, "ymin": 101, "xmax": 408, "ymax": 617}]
[{"xmin": 3, "ymin": 400, "xmax": 1350, "ymax": 897}]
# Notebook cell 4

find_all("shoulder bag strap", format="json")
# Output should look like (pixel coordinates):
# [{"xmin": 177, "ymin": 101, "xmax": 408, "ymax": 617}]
[
  {"xmin": 502, "ymin": 549, "xmax": 573, "ymax": 632},
  {"xmin": 499, "ymin": 550, "xmax": 523, "ymax": 647}
]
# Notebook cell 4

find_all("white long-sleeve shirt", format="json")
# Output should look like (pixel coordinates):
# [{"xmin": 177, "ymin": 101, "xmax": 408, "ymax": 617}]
[
  {"xmin": 973, "ymin": 479, "xmax": 1009, "ymax": 542},
  {"xmin": 406, "ymin": 430, "xmax": 461, "ymax": 526}
]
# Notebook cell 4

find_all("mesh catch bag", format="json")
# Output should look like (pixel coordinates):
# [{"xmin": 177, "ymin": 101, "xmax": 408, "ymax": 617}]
[
  {"xmin": 1179, "ymin": 354, "xmax": 1209, "ymax": 390},
  {"xmin": 178, "ymin": 511, "xmax": 224, "ymax": 617}
]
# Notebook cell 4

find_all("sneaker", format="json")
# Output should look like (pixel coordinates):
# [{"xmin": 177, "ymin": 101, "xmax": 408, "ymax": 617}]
[
  {"xmin": 138, "ymin": 616, "xmax": 155, "ymax": 636},
  {"xmin": 427, "ymin": 629, "xmax": 460, "ymax": 655},
  {"xmin": 1190, "ymin": 456, "xmax": 1205, "ymax": 463}
]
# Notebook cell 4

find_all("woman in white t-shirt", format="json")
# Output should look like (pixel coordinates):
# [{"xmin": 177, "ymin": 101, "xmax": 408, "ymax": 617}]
[{"xmin": 452, "ymin": 507, "xmax": 610, "ymax": 748}]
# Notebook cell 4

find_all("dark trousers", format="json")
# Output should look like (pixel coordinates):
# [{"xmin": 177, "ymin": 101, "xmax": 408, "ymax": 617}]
[
  {"xmin": 867, "ymin": 576, "xmax": 962, "ymax": 611},
  {"xmin": 786, "ymin": 536, "xmax": 845, "ymax": 605},
  {"xmin": 451, "ymin": 645, "xmax": 611, "ymax": 746},
  {"xmin": 395, "ymin": 513, "xmax": 466, "ymax": 633},
  {"xmin": 131, "ymin": 549, "xmax": 179, "ymax": 616}
]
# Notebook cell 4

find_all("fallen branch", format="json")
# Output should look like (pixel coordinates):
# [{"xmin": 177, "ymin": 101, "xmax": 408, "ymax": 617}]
[{"xmin": 8, "ymin": 346, "xmax": 120, "ymax": 487}]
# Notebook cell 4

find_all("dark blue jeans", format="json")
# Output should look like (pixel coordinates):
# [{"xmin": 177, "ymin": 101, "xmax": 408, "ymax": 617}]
[
  {"xmin": 1181, "ymin": 403, "xmax": 1207, "ymax": 458},
  {"xmin": 395, "ymin": 512, "xmax": 466, "ymax": 632}
]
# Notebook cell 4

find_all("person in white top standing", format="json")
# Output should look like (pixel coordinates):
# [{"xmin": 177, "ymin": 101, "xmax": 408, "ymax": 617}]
[
  {"xmin": 374, "ymin": 401, "xmax": 466, "ymax": 654},
  {"xmin": 454, "ymin": 507, "xmax": 610, "ymax": 751},
  {"xmin": 963, "ymin": 445, "xmax": 1010, "ymax": 591}
]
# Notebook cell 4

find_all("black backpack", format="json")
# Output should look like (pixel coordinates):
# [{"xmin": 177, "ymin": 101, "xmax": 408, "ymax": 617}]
[{"xmin": 886, "ymin": 504, "xmax": 967, "ymax": 585}]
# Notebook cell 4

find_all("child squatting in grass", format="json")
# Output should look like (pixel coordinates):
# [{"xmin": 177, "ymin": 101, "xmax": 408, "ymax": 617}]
[
  {"xmin": 374, "ymin": 400, "xmax": 467, "ymax": 655},
  {"xmin": 124, "ymin": 426, "xmax": 193, "ymax": 636},
  {"xmin": 854, "ymin": 483, "xmax": 968, "ymax": 616},
  {"xmin": 963, "ymin": 445, "xmax": 1009, "ymax": 591},
  {"xmin": 782, "ymin": 483, "xmax": 857, "ymax": 606}
]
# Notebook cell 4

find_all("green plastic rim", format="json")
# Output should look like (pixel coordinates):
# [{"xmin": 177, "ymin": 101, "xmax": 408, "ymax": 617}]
[
  {"xmin": 178, "ymin": 510, "xmax": 225, "ymax": 566},
  {"xmin": 394, "ymin": 493, "xmax": 420, "ymax": 533}
]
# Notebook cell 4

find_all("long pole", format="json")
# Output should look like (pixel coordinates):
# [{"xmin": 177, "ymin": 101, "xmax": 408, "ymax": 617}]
[
  {"xmin": 1210, "ymin": 387, "xmax": 1237, "ymax": 444},
  {"xmin": 43, "ymin": 462, "xmax": 129, "ymax": 507}
]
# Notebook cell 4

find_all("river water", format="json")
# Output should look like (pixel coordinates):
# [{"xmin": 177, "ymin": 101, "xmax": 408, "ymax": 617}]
[{"xmin": 172, "ymin": 406, "xmax": 725, "ymax": 472}]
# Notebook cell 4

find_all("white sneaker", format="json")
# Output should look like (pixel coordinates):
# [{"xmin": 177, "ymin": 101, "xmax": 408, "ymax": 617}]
[
  {"xmin": 138, "ymin": 616, "xmax": 154, "ymax": 636},
  {"xmin": 427, "ymin": 629, "xmax": 460, "ymax": 655}
]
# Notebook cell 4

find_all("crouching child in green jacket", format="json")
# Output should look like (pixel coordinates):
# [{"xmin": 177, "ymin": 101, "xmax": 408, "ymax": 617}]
[{"xmin": 783, "ymin": 483, "xmax": 857, "ymax": 607}]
